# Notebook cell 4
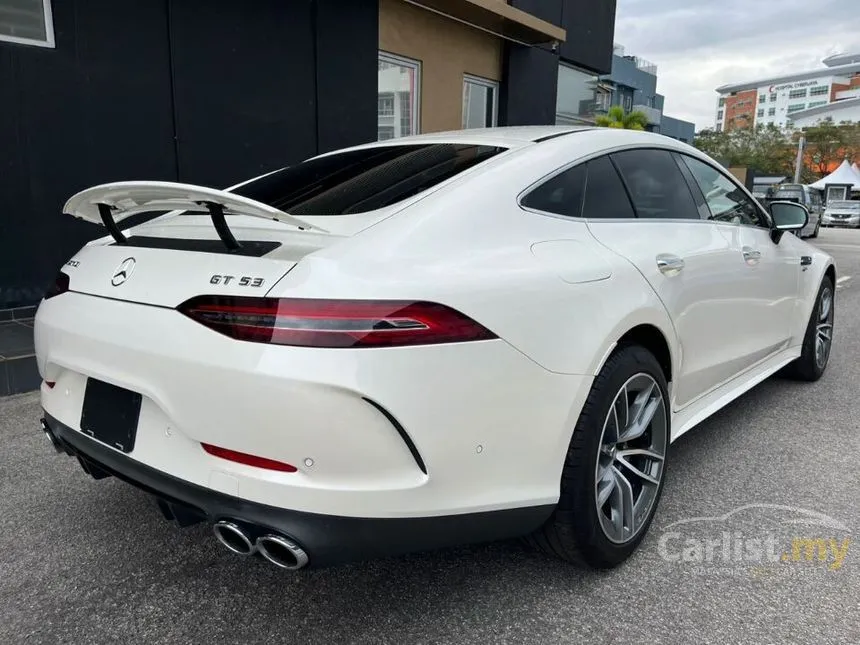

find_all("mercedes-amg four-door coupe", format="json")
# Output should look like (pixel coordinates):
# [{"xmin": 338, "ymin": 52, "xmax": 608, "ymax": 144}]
[{"xmin": 36, "ymin": 126, "xmax": 835, "ymax": 571}]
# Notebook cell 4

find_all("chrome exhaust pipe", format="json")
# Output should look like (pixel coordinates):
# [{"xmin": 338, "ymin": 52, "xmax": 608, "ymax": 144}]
[
  {"xmin": 40, "ymin": 419, "xmax": 63, "ymax": 454},
  {"xmin": 212, "ymin": 521, "xmax": 256, "ymax": 556},
  {"xmin": 256, "ymin": 534, "xmax": 309, "ymax": 570}
]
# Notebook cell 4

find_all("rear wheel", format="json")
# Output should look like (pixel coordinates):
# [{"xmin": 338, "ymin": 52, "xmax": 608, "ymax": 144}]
[
  {"xmin": 526, "ymin": 345, "xmax": 669, "ymax": 568},
  {"xmin": 810, "ymin": 220, "xmax": 820, "ymax": 238},
  {"xmin": 782, "ymin": 276, "xmax": 834, "ymax": 381}
]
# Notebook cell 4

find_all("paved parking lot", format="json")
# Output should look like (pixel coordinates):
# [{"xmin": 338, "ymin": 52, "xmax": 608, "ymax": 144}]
[{"xmin": 2, "ymin": 228, "xmax": 859, "ymax": 645}]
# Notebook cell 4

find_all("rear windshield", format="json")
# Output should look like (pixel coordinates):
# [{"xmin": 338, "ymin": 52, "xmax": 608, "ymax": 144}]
[
  {"xmin": 230, "ymin": 143, "xmax": 507, "ymax": 215},
  {"xmin": 829, "ymin": 201, "xmax": 860, "ymax": 209}
]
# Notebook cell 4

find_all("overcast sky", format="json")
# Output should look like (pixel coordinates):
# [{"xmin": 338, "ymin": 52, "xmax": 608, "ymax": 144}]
[{"xmin": 613, "ymin": 0, "xmax": 860, "ymax": 131}]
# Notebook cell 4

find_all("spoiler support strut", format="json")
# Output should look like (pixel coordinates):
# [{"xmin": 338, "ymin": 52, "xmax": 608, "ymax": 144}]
[
  {"xmin": 201, "ymin": 201, "xmax": 241, "ymax": 251},
  {"xmin": 97, "ymin": 203, "xmax": 127, "ymax": 244}
]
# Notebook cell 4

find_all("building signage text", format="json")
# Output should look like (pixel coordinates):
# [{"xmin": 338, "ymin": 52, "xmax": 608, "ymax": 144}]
[{"xmin": 769, "ymin": 80, "xmax": 821, "ymax": 92}]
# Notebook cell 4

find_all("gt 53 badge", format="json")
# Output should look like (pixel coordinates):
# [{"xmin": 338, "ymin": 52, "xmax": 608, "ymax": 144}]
[{"xmin": 210, "ymin": 274, "xmax": 265, "ymax": 287}]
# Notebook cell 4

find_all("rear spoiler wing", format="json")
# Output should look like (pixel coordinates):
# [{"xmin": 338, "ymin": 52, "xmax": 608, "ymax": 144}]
[{"xmin": 63, "ymin": 181, "xmax": 328, "ymax": 251}]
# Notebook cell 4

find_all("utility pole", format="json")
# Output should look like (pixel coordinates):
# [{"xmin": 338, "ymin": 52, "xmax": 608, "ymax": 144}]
[{"xmin": 793, "ymin": 136, "xmax": 805, "ymax": 183}]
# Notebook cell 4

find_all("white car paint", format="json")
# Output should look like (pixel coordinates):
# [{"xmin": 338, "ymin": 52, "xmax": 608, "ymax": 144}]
[{"xmin": 35, "ymin": 126, "xmax": 834, "ymax": 561}]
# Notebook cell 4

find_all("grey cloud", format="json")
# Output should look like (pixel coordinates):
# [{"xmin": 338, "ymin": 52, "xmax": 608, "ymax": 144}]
[{"xmin": 613, "ymin": 0, "xmax": 860, "ymax": 129}]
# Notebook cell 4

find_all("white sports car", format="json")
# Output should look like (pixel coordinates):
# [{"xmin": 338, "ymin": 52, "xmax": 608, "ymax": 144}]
[{"xmin": 36, "ymin": 126, "xmax": 835, "ymax": 571}]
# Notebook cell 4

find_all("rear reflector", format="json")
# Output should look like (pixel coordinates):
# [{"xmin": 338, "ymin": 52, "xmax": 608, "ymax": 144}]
[
  {"xmin": 177, "ymin": 296, "xmax": 497, "ymax": 348},
  {"xmin": 44, "ymin": 272, "xmax": 70, "ymax": 300},
  {"xmin": 201, "ymin": 443, "xmax": 298, "ymax": 473}
]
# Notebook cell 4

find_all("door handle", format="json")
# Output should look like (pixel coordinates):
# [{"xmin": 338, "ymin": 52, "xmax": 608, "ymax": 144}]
[
  {"xmin": 656, "ymin": 253, "xmax": 685, "ymax": 276},
  {"xmin": 742, "ymin": 246, "xmax": 762, "ymax": 264}
]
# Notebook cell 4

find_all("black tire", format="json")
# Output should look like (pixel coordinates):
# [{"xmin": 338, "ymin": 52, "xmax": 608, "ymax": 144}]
[
  {"xmin": 782, "ymin": 275, "xmax": 834, "ymax": 381},
  {"xmin": 526, "ymin": 345, "xmax": 669, "ymax": 568},
  {"xmin": 810, "ymin": 220, "xmax": 820, "ymax": 238}
]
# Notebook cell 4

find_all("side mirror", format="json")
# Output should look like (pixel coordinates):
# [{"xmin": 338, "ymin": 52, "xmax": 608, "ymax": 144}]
[{"xmin": 768, "ymin": 201, "xmax": 808, "ymax": 243}]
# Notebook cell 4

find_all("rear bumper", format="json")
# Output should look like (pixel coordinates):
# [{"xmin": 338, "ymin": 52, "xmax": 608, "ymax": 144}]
[
  {"xmin": 35, "ymin": 291, "xmax": 590, "ymax": 519},
  {"xmin": 42, "ymin": 413, "xmax": 553, "ymax": 567}
]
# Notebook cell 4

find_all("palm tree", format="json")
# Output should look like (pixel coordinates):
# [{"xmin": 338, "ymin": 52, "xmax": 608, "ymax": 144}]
[{"xmin": 596, "ymin": 105, "xmax": 650, "ymax": 131}]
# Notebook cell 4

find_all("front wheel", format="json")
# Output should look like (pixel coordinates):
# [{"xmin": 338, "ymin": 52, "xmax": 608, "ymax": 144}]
[
  {"xmin": 782, "ymin": 275, "xmax": 834, "ymax": 381},
  {"xmin": 526, "ymin": 345, "xmax": 669, "ymax": 568}
]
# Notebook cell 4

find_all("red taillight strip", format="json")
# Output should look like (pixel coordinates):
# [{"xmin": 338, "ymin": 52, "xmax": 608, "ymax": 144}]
[
  {"xmin": 44, "ymin": 272, "xmax": 70, "ymax": 300},
  {"xmin": 177, "ymin": 296, "xmax": 497, "ymax": 348},
  {"xmin": 201, "ymin": 443, "xmax": 297, "ymax": 473}
]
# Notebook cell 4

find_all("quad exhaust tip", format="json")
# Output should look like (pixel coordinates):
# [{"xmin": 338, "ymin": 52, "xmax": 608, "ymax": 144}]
[
  {"xmin": 256, "ymin": 534, "xmax": 309, "ymax": 571},
  {"xmin": 213, "ymin": 521, "xmax": 256, "ymax": 556},
  {"xmin": 212, "ymin": 520, "xmax": 309, "ymax": 570}
]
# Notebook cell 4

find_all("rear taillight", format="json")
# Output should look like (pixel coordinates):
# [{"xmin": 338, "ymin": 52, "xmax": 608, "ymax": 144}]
[
  {"xmin": 201, "ymin": 443, "xmax": 297, "ymax": 472},
  {"xmin": 44, "ymin": 272, "xmax": 70, "ymax": 300},
  {"xmin": 177, "ymin": 296, "xmax": 497, "ymax": 348}
]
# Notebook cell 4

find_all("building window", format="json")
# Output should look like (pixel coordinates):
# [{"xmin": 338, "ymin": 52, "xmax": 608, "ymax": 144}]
[
  {"xmin": 768, "ymin": 107, "xmax": 776, "ymax": 116},
  {"xmin": 378, "ymin": 95, "xmax": 395, "ymax": 117},
  {"xmin": 769, "ymin": 93, "xmax": 777, "ymax": 102},
  {"xmin": 717, "ymin": 110, "xmax": 724, "ymax": 120},
  {"xmin": 0, "ymin": 0, "xmax": 54, "ymax": 47},
  {"xmin": 595, "ymin": 89, "xmax": 611, "ymax": 112},
  {"xmin": 787, "ymin": 103, "xmax": 807, "ymax": 113},
  {"xmin": 556, "ymin": 63, "xmax": 600, "ymax": 124},
  {"xmin": 757, "ymin": 109, "xmax": 764, "ymax": 117},
  {"xmin": 810, "ymin": 85, "xmax": 829, "ymax": 96},
  {"xmin": 377, "ymin": 52, "xmax": 421, "ymax": 141},
  {"xmin": 808, "ymin": 100, "xmax": 828, "ymax": 108},
  {"xmin": 759, "ymin": 94, "xmax": 766, "ymax": 103},
  {"xmin": 788, "ymin": 88, "xmax": 807, "ymax": 99},
  {"xmin": 718, "ymin": 97, "xmax": 726, "ymax": 107},
  {"xmin": 462, "ymin": 75, "xmax": 498, "ymax": 129},
  {"xmin": 716, "ymin": 123, "xmax": 722, "ymax": 132}
]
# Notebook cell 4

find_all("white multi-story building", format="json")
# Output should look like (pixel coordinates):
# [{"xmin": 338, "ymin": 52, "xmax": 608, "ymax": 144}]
[{"xmin": 714, "ymin": 53, "xmax": 860, "ymax": 131}]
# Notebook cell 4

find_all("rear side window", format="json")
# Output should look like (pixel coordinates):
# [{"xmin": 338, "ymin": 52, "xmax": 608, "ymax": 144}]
[
  {"xmin": 230, "ymin": 144, "xmax": 506, "ymax": 215},
  {"xmin": 520, "ymin": 164, "xmax": 586, "ymax": 218},
  {"xmin": 611, "ymin": 149, "xmax": 700, "ymax": 220},
  {"xmin": 581, "ymin": 156, "xmax": 636, "ymax": 219}
]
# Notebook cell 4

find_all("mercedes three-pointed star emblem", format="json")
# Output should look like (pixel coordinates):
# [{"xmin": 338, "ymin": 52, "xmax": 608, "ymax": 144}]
[{"xmin": 111, "ymin": 257, "xmax": 136, "ymax": 286}]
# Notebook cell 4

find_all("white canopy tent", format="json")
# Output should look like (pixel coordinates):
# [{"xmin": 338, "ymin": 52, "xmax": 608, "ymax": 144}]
[{"xmin": 810, "ymin": 159, "xmax": 860, "ymax": 190}]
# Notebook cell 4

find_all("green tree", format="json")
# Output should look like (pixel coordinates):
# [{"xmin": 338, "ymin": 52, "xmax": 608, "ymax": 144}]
[
  {"xmin": 595, "ymin": 105, "xmax": 650, "ymax": 130},
  {"xmin": 693, "ymin": 124, "xmax": 796, "ymax": 177},
  {"xmin": 795, "ymin": 119, "xmax": 860, "ymax": 175}
]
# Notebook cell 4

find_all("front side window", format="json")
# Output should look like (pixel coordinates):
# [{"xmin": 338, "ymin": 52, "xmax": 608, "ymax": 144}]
[
  {"xmin": 610, "ymin": 149, "xmax": 700, "ymax": 220},
  {"xmin": 378, "ymin": 52, "xmax": 421, "ymax": 141},
  {"xmin": 462, "ymin": 75, "xmax": 499, "ymax": 129},
  {"xmin": 0, "ymin": 0, "xmax": 54, "ymax": 47},
  {"xmin": 232, "ymin": 144, "xmax": 506, "ymax": 216},
  {"xmin": 680, "ymin": 155, "xmax": 766, "ymax": 227}
]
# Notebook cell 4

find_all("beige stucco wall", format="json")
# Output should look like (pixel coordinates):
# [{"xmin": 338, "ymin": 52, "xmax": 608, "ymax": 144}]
[{"xmin": 379, "ymin": 0, "xmax": 503, "ymax": 133}]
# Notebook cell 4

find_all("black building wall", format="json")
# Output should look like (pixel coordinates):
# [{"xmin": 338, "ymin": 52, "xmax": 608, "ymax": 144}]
[
  {"xmin": 0, "ymin": 0, "xmax": 378, "ymax": 309},
  {"xmin": 501, "ymin": 0, "xmax": 617, "ymax": 127}
]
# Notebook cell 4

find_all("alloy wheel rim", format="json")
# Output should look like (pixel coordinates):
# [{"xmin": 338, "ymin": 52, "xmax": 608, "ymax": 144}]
[
  {"xmin": 594, "ymin": 373, "xmax": 667, "ymax": 545},
  {"xmin": 815, "ymin": 287, "xmax": 833, "ymax": 370}
]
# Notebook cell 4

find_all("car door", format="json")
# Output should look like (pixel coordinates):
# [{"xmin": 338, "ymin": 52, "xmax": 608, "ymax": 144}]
[
  {"xmin": 677, "ymin": 153, "xmax": 799, "ymax": 369},
  {"xmin": 583, "ymin": 149, "xmax": 746, "ymax": 409}
]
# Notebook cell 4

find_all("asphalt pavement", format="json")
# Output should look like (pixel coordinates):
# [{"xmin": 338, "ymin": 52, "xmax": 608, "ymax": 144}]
[{"xmin": 2, "ymin": 228, "xmax": 860, "ymax": 645}]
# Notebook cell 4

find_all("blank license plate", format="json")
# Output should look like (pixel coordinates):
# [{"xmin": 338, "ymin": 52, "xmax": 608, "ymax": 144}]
[{"xmin": 79, "ymin": 378, "xmax": 142, "ymax": 453}]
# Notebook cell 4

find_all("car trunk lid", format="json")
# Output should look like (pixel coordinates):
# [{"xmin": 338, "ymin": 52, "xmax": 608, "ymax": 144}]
[{"xmin": 60, "ymin": 181, "xmax": 342, "ymax": 308}]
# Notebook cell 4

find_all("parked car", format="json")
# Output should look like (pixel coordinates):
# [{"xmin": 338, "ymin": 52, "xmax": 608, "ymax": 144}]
[
  {"xmin": 766, "ymin": 183, "xmax": 823, "ymax": 238},
  {"xmin": 822, "ymin": 199, "xmax": 860, "ymax": 228},
  {"xmin": 36, "ymin": 127, "xmax": 835, "ymax": 571}
]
